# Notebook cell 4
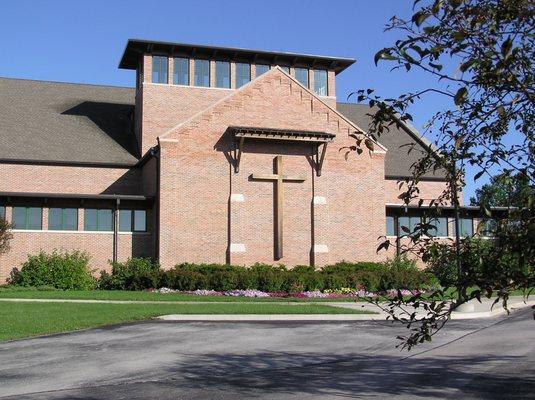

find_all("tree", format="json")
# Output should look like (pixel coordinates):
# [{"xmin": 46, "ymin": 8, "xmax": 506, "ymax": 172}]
[
  {"xmin": 348, "ymin": 0, "xmax": 534, "ymax": 349},
  {"xmin": 0, "ymin": 217, "xmax": 13, "ymax": 257},
  {"xmin": 470, "ymin": 172, "xmax": 534, "ymax": 207}
]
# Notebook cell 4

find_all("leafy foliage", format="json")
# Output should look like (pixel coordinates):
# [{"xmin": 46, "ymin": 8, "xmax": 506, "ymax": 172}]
[
  {"xmin": 0, "ymin": 217, "xmax": 13, "ymax": 256},
  {"xmin": 346, "ymin": 0, "xmax": 534, "ymax": 349},
  {"xmin": 97, "ymin": 258, "xmax": 433, "ymax": 292},
  {"xmin": 10, "ymin": 250, "xmax": 96, "ymax": 290},
  {"xmin": 470, "ymin": 172, "xmax": 534, "ymax": 207},
  {"xmin": 99, "ymin": 258, "xmax": 160, "ymax": 291}
]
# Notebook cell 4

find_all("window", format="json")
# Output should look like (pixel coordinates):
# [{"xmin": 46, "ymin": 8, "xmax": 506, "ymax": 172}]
[
  {"xmin": 478, "ymin": 219, "xmax": 497, "ymax": 237},
  {"xmin": 235, "ymin": 63, "xmax": 250, "ymax": 88},
  {"xmin": 0, "ymin": 206, "xmax": 5, "ymax": 219},
  {"xmin": 48, "ymin": 208, "xmax": 78, "ymax": 231},
  {"xmin": 386, "ymin": 216, "xmax": 395, "ymax": 236},
  {"xmin": 460, "ymin": 218, "xmax": 473, "ymax": 237},
  {"xmin": 295, "ymin": 68, "xmax": 309, "ymax": 88},
  {"xmin": 398, "ymin": 216, "xmax": 421, "ymax": 235},
  {"xmin": 152, "ymin": 56, "xmax": 168, "ymax": 84},
  {"xmin": 314, "ymin": 69, "xmax": 328, "ymax": 96},
  {"xmin": 215, "ymin": 61, "xmax": 230, "ymax": 88},
  {"xmin": 194, "ymin": 59, "xmax": 210, "ymax": 87},
  {"xmin": 428, "ymin": 217, "xmax": 448, "ymax": 237},
  {"xmin": 278, "ymin": 66, "xmax": 290, "ymax": 74},
  {"xmin": 255, "ymin": 64, "xmax": 269, "ymax": 77},
  {"xmin": 84, "ymin": 209, "xmax": 112, "ymax": 231},
  {"xmin": 12, "ymin": 207, "xmax": 42, "ymax": 230},
  {"xmin": 119, "ymin": 210, "xmax": 147, "ymax": 232},
  {"xmin": 173, "ymin": 57, "xmax": 189, "ymax": 85}
]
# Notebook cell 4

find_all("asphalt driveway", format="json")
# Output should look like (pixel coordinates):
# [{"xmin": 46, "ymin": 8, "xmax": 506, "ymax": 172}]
[{"xmin": 0, "ymin": 309, "xmax": 534, "ymax": 399}]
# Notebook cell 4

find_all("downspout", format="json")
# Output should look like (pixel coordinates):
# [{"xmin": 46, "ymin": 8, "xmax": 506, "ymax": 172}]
[
  {"xmin": 152, "ymin": 145, "xmax": 161, "ymax": 261},
  {"xmin": 113, "ymin": 198, "xmax": 120, "ymax": 264}
]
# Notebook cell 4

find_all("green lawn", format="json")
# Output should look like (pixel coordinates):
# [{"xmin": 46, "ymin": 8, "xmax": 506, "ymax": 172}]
[
  {"xmin": 0, "ymin": 302, "xmax": 371, "ymax": 341},
  {"xmin": 0, "ymin": 288, "xmax": 360, "ymax": 302}
]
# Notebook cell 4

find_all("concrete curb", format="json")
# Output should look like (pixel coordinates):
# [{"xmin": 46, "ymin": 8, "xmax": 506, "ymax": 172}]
[
  {"xmin": 450, "ymin": 300, "xmax": 535, "ymax": 320},
  {"xmin": 157, "ymin": 314, "xmax": 383, "ymax": 321}
]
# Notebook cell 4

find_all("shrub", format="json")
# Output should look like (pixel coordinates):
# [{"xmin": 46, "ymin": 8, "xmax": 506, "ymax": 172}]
[
  {"xmin": 381, "ymin": 257, "xmax": 425, "ymax": 290},
  {"xmin": 95, "ymin": 257, "xmax": 432, "ymax": 292},
  {"xmin": 99, "ymin": 258, "xmax": 160, "ymax": 290},
  {"xmin": 10, "ymin": 250, "xmax": 95, "ymax": 290}
]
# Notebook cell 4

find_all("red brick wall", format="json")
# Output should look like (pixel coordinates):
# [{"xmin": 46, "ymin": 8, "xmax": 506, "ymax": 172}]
[
  {"xmin": 157, "ymin": 68, "xmax": 388, "ymax": 268},
  {"xmin": 0, "ymin": 164, "xmax": 141, "ymax": 195},
  {"xmin": 385, "ymin": 179, "xmax": 452, "ymax": 206},
  {"xmin": 140, "ymin": 84, "xmax": 230, "ymax": 155}
]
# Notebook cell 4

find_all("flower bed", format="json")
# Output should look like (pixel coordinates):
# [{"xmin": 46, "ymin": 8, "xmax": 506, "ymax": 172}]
[{"xmin": 153, "ymin": 287, "xmax": 426, "ymax": 299}]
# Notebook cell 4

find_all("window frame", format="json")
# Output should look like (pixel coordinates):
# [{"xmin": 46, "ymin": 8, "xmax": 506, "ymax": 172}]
[
  {"xmin": 294, "ymin": 68, "xmax": 309, "ymax": 88},
  {"xmin": 386, "ymin": 216, "xmax": 396, "ymax": 237},
  {"xmin": 173, "ymin": 57, "xmax": 189, "ymax": 86},
  {"xmin": 194, "ymin": 59, "xmax": 210, "ymax": 87},
  {"xmin": 48, "ymin": 207, "xmax": 78, "ymax": 231},
  {"xmin": 84, "ymin": 208, "xmax": 113, "ymax": 232},
  {"xmin": 119, "ymin": 209, "xmax": 147, "ymax": 233},
  {"xmin": 152, "ymin": 55, "xmax": 168, "ymax": 84},
  {"xmin": 427, "ymin": 217, "xmax": 448, "ymax": 237},
  {"xmin": 12, "ymin": 206, "xmax": 42, "ymax": 230},
  {"xmin": 215, "ymin": 60, "xmax": 231, "ymax": 88},
  {"xmin": 235, "ymin": 62, "xmax": 251, "ymax": 88},
  {"xmin": 313, "ymin": 69, "xmax": 328, "ymax": 96}
]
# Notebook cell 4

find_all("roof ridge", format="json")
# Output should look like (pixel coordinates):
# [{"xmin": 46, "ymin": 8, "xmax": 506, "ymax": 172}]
[{"xmin": 0, "ymin": 76, "xmax": 134, "ymax": 90}]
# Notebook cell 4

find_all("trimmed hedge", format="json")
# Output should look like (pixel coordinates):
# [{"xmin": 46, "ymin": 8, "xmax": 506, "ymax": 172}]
[
  {"xmin": 99, "ymin": 257, "xmax": 435, "ymax": 292},
  {"xmin": 9, "ymin": 250, "xmax": 96, "ymax": 290}
]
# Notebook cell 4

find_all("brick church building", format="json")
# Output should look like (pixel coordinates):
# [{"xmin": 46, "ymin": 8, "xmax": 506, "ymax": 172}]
[{"xmin": 0, "ymin": 39, "xmax": 478, "ymax": 281}]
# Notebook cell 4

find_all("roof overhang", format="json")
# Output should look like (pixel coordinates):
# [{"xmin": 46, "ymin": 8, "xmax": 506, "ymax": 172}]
[
  {"xmin": 119, "ymin": 39, "xmax": 355, "ymax": 74},
  {"xmin": 229, "ymin": 126, "xmax": 335, "ymax": 143},
  {"xmin": 0, "ymin": 192, "xmax": 152, "ymax": 202},
  {"xmin": 227, "ymin": 126, "xmax": 333, "ymax": 177},
  {"xmin": 386, "ymin": 204, "xmax": 513, "ymax": 217}
]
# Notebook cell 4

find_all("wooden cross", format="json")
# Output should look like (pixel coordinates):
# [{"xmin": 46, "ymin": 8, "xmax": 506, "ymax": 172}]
[{"xmin": 251, "ymin": 156, "xmax": 306, "ymax": 259}]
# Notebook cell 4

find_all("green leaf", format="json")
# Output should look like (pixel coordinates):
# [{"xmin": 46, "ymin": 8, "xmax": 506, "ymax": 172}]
[
  {"xmin": 460, "ymin": 59, "xmax": 476, "ymax": 72},
  {"xmin": 374, "ymin": 49, "xmax": 397, "ymax": 65},
  {"xmin": 501, "ymin": 37, "xmax": 513, "ymax": 58},
  {"xmin": 474, "ymin": 170, "xmax": 484, "ymax": 181},
  {"xmin": 412, "ymin": 11, "xmax": 430, "ymax": 26},
  {"xmin": 429, "ymin": 62, "xmax": 443, "ymax": 71},
  {"xmin": 454, "ymin": 87, "xmax": 468, "ymax": 105},
  {"xmin": 364, "ymin": 138, "xmax": 375, "ymax": 151},
  {"xmin": 453, "ymin": 31, "xmax": 467, "ymax": 41}
]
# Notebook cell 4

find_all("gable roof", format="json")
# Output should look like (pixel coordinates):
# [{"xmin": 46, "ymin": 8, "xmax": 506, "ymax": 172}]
[
  {"xmin": 0, "ymin": 77, "xmax": 139, "ymax": 166},
  {"xmin": 336, "ymin": 102, "xmax": 447, "ymax": 180}
]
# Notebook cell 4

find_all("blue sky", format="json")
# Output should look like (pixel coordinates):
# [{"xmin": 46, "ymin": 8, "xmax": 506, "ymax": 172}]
[{"xmin": 1, "ymin": 0, "xmax": 481, "ymax": 201}]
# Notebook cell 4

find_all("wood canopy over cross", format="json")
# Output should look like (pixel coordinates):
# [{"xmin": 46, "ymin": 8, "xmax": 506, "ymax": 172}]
[{"xmin": 250, "ymin": 155, "xmax": 306, "ymax": 260}]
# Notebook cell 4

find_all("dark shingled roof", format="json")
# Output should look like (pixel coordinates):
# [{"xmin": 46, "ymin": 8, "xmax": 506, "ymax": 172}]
[
  {"xmin": 0, "ymin": 77, "xmax": 139, "ymax": 166},
  {"xmin": 337, "ymin": 102, "xmax": 447, "ymax": 180}
]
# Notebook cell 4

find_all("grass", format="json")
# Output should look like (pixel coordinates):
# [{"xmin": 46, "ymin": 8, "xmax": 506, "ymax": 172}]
[
  {"xmin": 0, "ymin": 288, "xmax": 361, "ymax": 302},
  {"xmin": 0, "ymin": 302, "xmax": 371, "ymax": 341}
]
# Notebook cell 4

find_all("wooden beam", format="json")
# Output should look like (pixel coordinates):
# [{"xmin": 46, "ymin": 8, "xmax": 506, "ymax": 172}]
[
  {"xmin": 317, "ymin": 143, "xmax": 328, "ymax": 177},
  {"xmin": 235, "ymin": 136, "xmax": 244, "ymax": 173},
  {"xmin": 249, "ymin": 156, "xmax": 306, "ymax": 260}
]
